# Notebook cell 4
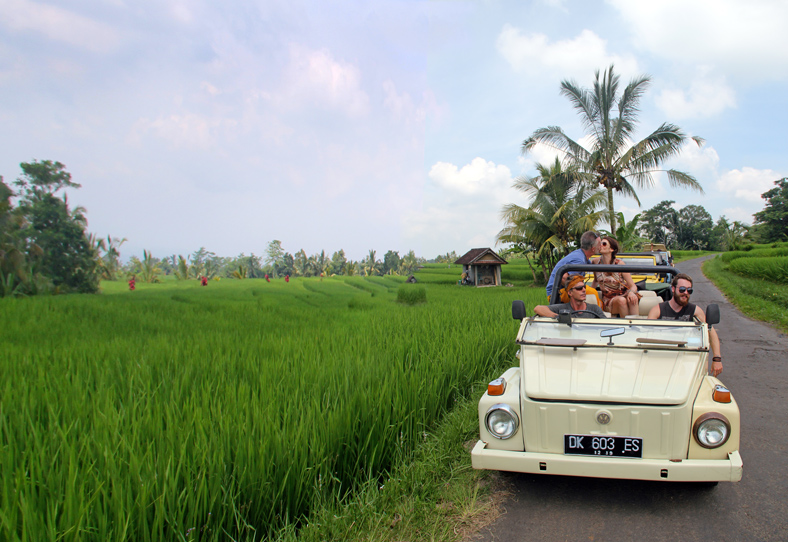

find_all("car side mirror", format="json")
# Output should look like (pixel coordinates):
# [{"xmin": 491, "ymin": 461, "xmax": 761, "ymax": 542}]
[
  {"xmin": 512, "ymin": 300, "xmax": 527, "ymax": 321},
  {"xmin": 706, "ymin": 303, "xmax": 720, "ymax": 326}
]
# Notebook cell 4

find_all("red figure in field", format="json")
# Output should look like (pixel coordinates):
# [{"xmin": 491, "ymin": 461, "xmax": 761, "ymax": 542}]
[
  {"xmin": 265, "ymin": 274, "xmax": 270, "ymax": 283},
  {"xmin": 200, "ymin": 276, "xmax": 208, "ymax": 286},
  {"xmin": 128, "ymin": 276, "xmax": 136, "ymax": 291},
  {"xmin": 285, "ymin": 274, "xmax": 290, "ymax": 283}
]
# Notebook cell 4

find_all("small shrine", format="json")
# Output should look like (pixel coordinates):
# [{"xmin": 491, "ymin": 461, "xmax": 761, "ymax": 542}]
[{"xmin": 454, "ymin": 248, "xmax": 507, "ymax": 287}]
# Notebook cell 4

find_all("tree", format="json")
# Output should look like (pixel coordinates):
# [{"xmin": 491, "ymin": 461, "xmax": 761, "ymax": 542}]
[
  {"xmin": 640, "ymin": 200, "xmax": 679, "ymax": 246},
  {"xmin": 497, "ymin": 157, "xmax": 606, "ymax": 282},
  {"xmin": 598, "ymin": 213, "xmax": 646, "ymax": 251},
  {"xmin": 14, "ymin": 160, "xmax": 100, "ymax": 293},
  {"xmin": 280, "ymin": 253, "xmax": 294, "ymax": 276},
  {"xmin": 676, "ymin": 205, "xmax": 713, "ymax": 250},
  {"xmin": 363, "ymin": 250, "xmax": 381, "ymax": 276},
  {"xmin": 0, "ymin": 176, "xmax": 27, "ymax": 296},
  {"xmin": 265, "ymin": 240, "xmax": 285, "ymax": 278},
  {"xmin": 293, "ymin": 249, "xmax": 309, "ymax": 276},
  {"xmin": 399, "ymin": 250, "xmax": 418, "ymax": 275},
  {"xmin": 96, "ymin": 235, "xmax": 127, "ymax": 280},
  {"xmin": 522, "ymin": 65, "xmax": 704, "ymax": 236},
  {"xmin": 383, "ymin": 250, "xmax": 400, "ymax": 275},
  {"xmin": 753, "ymin": 178, "xmax": 788, "ymax": 242},
  {"xmin": 710, "ymin": 216, "xmax": 750, "ymax": 251},
  {"xmin": 330, "ymin": 249, "xmax": 347, "ymax": 275},
  {"xmin": 129, "ymin": 250, "xmax": 162, "ymax": 283}
]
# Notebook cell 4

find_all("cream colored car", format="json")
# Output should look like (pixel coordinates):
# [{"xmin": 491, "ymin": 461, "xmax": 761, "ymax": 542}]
[{"xmin": 471, "ymin": 301, "xmax": 742, "ymax": 484}]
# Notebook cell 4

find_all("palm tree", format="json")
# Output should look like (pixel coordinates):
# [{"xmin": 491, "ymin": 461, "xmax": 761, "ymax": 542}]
[
  {"xmin": 497, "ymin": 157, "xmax": 606, "ymax": 282},
  {"xmin": 522, "ymin": 65, "xmax": 704, "ymax": 236},
  {"xmin": 598, "ymin": 212, "xmax": 647, "ymax": 252},
  {"xmin": 364, "ymin": 249, "xmax": 380, "ymax": 276}
]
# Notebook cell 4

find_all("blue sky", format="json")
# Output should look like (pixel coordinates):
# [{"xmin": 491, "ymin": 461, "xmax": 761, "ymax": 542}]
[{"xmin": 1, "ymin": 0, "xmax": 786, "ymax": 261}]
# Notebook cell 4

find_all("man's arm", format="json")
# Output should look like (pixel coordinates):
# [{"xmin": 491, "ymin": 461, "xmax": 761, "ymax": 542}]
[
  {"xmin": 647, "ymin": 304, "xmax": 660, "ymax": 320},
  {"xmin": 695, "ymin": 307, "xmax": 723, "ymax": 377},
  {"xmin": 534, "ymin": 304, "xmax": 558, "ymax": 317}
]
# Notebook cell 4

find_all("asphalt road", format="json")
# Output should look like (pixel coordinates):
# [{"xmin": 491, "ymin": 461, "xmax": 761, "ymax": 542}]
[{"xmin": 474, "ymin": 256, "xmax": 788, "ymax": 542}]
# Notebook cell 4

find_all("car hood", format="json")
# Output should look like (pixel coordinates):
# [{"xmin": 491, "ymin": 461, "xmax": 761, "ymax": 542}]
[{"xmin": 522, "ymin": 345, "xmax": 703, "ymax": 405}]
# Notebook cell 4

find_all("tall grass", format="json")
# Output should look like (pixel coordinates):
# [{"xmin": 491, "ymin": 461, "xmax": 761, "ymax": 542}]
[
  {"xmin": 0, "ymin": 277, "xmax": 543, "ymax": 541},
  {"xmin": 728, "ymin": 255, "xmax": 788, "ymax": 282}
]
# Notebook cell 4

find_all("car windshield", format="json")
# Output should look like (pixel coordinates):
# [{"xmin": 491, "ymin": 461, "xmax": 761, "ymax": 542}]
[
  {"xmin": 618, "ymin": 257, "xmax": 657, "ymax": 266},
  {"xmin": 521, "ymin": 320, "xmax": 706, "ymax": 349}
]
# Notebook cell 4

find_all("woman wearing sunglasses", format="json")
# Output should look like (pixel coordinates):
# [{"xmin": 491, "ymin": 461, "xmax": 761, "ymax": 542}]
[
  {"xmin": 647, "ymin": 273, "xmax": 723, "ymax": 376},
  {"xmin": 592, "ymin": 236, "xmax": 639, "ymax": 317}
]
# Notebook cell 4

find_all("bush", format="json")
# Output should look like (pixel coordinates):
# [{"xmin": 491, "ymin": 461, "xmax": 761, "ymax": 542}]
[
  {"xmin": 729, "ymin": 255, "xmax": 788, "ymax": 283},
  {"xmin": 397, "ymin": 284, "xmax": 427, "ymax": 304}
]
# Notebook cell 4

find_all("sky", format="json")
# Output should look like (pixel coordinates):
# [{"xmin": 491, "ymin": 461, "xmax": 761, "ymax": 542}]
[{"xmin": 1, "ymin": 0, "xmax": 787, "ymax": 262}]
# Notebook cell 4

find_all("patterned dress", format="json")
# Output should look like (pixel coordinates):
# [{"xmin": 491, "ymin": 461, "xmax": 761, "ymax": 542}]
[{"xmin": 594, "ymin": 258, "xmax": 628, "ymax": 312}]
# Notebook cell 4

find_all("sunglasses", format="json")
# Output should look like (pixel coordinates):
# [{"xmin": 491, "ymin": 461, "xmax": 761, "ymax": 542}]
[
  {"xmin": 571, "ymin": 285, "xmax": 586, "ymax": 291},
  {"xmin": 676, "ymin": 286, "xmax": 693, "ymax": 294}
]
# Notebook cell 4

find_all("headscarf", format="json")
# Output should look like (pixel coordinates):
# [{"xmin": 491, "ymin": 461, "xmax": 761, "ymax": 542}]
[{"xmin": 559, "ymin": 274, "xmax": 586, "ymax": 303}]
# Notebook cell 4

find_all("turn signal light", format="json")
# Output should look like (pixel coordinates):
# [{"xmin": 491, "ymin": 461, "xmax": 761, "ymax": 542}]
[
  {"xmin": 712, "ymin": 385, "xmax": 731, "ymax": 403},
  {"xmin": 488, "ymin": 378, "xmax": 506, "ymax": 396}
]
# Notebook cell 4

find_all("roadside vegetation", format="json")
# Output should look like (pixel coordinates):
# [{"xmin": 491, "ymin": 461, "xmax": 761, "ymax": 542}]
[{"xmin": 703, "ymin": 242, "xmax": 788, "ymax": 333}]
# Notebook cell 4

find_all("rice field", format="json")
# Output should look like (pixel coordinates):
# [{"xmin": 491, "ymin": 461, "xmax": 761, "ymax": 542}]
[{"xmin": 0, "ymin": 274, "xmax": 543, "ymax": 541}]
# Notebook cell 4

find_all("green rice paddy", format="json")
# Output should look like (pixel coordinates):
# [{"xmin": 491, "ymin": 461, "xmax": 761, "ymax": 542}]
[{"xmin": 0, "ymin": 274, "xmax": 543, "ymax": 541}]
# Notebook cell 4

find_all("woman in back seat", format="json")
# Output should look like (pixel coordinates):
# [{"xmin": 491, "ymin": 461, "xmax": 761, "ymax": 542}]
[{"xmin": 593, "ymin": 236, "xmax": 640, "ymax": 317}]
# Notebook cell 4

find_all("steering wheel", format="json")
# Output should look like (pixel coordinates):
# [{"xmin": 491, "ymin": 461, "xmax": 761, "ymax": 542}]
[{"xmin": 571, "ymin": 310, "xmax": 601, "ymax": 318}]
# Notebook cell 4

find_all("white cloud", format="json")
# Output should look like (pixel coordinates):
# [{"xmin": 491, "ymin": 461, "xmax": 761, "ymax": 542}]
[
  {"xmin": 668, "ymin": 141, "xmax": 720, "ymax": 180},
  {"xmin": 403, "ymin": 158, "xmax": 519, "ymax": 255},
  {"xmin": 655, "ymin": 70, "xmax": 736, "ymax": 119},
  {"xmin": 276, "ymin": 44, "xmax": 370, "ymax": 116},
  {"xmin": 428, "ymin": 157, "xmax": 513, "ymax": 196},
  {"xmin": 0, "ymin": 0, "xmax": 121, "ymax": 53},
  {"xmin": 717, "ymin": 167, "xmax": 781, "ymax": 204},
  {"xmin": 607, "ymin": 0, "xmax": 788, "ymax": 80},
  {"xmin": 496, "ymin": 26, "xmax": 639, "ymax": 79}
]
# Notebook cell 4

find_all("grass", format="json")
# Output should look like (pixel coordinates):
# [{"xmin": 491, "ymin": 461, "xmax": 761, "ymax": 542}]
[
  {"xmin": 703, "ymin": 255, "xmax": 788, "ymax": 333},
  {"xmin": 0, "ymin": 275, "xmax": 543, "ymax": 541}
]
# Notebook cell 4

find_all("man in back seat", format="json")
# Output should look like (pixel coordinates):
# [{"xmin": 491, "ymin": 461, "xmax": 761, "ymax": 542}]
[
  {"xmin": 534, "ymin": 275, "xmax": 607, "ymax": 319},
  {"xmin": 647, "ymin": 273, "xmax": 723, "ymax": 376}
]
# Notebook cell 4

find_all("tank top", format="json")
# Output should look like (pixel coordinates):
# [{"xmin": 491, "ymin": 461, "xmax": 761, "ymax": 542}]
[{"xmin": 658, "ymin": 301, "xmax": 697, "ymax": 321}]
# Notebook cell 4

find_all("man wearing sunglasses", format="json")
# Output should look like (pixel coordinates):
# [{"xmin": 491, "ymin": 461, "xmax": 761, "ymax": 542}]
[
  {"xmin": 647, "ymin": 273, "xmax": 723, "ymax": 376},
  {"xmin": 534, "ymin": 275, "xmax": 607, "ymax": 318}
]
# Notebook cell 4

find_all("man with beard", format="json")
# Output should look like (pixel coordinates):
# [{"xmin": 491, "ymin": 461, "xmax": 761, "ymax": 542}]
[{"xmin": 648, "ymin": 273, "xmax": 723, "ymax": 376}]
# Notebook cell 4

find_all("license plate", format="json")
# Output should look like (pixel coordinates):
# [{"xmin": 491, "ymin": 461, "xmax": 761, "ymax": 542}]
[{"xmin": 564, "ymin": 434, "xmax": 642, "ymax": 458}]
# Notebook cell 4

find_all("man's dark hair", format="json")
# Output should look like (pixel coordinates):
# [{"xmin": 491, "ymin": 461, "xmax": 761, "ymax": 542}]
[
  {"xmin": 671, "ymin": 273, "xmax": 693, "ymax": 287},
  {"xmin": 580, "ymin": 231, "xmax": 599, "ymax": 251}
]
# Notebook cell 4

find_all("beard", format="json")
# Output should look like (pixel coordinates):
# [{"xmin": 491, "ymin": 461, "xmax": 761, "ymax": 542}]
[{"xmin": 674, "ymin": 293, "xmax": 689, "ymax": 307}]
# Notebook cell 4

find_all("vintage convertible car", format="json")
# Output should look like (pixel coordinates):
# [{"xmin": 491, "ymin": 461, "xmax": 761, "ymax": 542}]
[{"xmin": 471, "ymin": 264, "xmax": 742, "ymax": 484}]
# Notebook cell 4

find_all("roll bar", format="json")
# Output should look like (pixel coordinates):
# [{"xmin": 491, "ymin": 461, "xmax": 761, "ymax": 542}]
[{"xmin": 549, "ymin": 264, "xmax": 681, "ymax": 305}]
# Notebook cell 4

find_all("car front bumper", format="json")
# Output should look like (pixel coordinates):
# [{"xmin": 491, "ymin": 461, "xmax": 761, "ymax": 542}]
[{"xmin": 471, "ymin": 440, "xmax": 743, "ymax": 482}]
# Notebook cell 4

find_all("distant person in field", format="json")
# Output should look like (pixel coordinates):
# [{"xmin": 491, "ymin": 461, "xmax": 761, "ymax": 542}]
[
  {"xmin": 647, "ymin": 273, "xmax": 723, "ymax": 377},
  {"xmin": 265, "ymin": 274, "xmax": 270, "ymax": 282},
  {"xmin": 201, "ymin": 276, "xmax": 208, "ymax": 286},
  {"xmin": 128, "ymin": 276, "xmax": 136, "ymax": 291},
  {"xmin": 285, "ymin": 274, "xmax": 290, "ymax": 283}
]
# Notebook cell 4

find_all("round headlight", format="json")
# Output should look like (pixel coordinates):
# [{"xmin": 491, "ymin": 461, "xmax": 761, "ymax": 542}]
[
  {"xmin": 485, "ymin": 404, "xmax": 519, "ymax": 439},
  {"xmin": 693, "ymin": 412, "xmax": 731, "ymax": 448}
]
